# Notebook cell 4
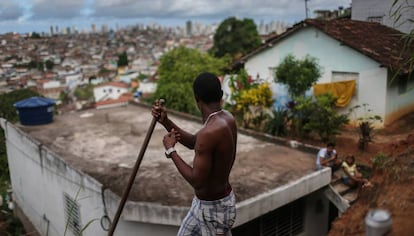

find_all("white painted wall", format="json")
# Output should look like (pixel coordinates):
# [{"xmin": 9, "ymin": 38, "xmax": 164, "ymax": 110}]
[
  {"xmin": 65, "ymin": 73, "xmax": 83, "ymax": 89},
  {"xmin": 93, "ymin": 85, "xmax": 128, "ymax": 101},
  {"xmin": 352, "ymin": 0, "xmax": 414, "ymax": 34},
  {"xmin": 385, "ymin": 74, "xmax": 414, "ymax": 124},
  {"xmin": 43, "ymin": 80, "xmax": 61, "ymax": 89},
  {"xmin": 138, "ymin": 81, "xmax": 157, "ymax": 94},
  {"xmin": 0, "ymin": 119, "xmax": 182, "ymax": 236},
  {"xmin": 244, "ymin": 27, "xmax": 388, "ymax": 124},
  {"xmin": 302, "ymin": 189, "xmax": 330, "ymax": 236}
]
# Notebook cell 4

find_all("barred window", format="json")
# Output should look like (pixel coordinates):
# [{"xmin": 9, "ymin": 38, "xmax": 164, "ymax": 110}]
[{"xmin": 64, "ymin": 193, "xmax": 82, "ymax": 235}]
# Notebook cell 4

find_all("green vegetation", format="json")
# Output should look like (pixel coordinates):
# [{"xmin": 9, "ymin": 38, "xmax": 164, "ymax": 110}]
[
  {"xmin": 0, "ymin": 89, "xmax": 38, "ymax": 235},
  {"xmin": 152, "ymin": 46, "xmax": 227, "ymax": 115},
  {"xmin": 211, "ymin": 17, "xmax": 261, "ymax": 59},
  {"xmin": 117, "ymin": 51, "xmax": 129, "ymax": 67},
  {"xmin": 45, "ymin": 59, "xmax": 54, "ymax": 70},
  {"xmin": 294, "ymin": 94, "xmax": 349, "ymax": 142},
  {"xmin": 74, "ymin": 84, "xmax": 94, "ymax": 101},
  {"xmin": 275, "ymin": 54, "xmax": 322, "ymax": 99},
  {"xmin": 349, "ymin": 104, "xmax": 383, "ymax": 150},
  {"xmin": 264, "ymin": 108, "xmax": 287, "ymax": 137}
]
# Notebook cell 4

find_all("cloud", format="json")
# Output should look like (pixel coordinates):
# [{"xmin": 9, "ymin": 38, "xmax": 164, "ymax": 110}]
[
  {"xmin": 0, "ymin": 2, "xmax": 24, "ymax": 20},
  {"xmin": 30, "ymin": 0, "xmax": 86, "ymax": 19},
  {"xmin": 91, "ymin": 0, "xmax": 351, "ymax": 22}
]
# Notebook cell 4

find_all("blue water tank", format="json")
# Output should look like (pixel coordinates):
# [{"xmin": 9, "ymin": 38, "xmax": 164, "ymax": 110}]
[{"xmin": 14, "ymin": 97, "xmax": 56, "ymax": 125}]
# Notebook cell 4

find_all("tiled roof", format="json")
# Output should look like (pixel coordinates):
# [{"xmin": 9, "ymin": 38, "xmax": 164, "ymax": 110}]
[{"xmin": 239, "ymin": 19, "xmax": 413, "ymax": 73}]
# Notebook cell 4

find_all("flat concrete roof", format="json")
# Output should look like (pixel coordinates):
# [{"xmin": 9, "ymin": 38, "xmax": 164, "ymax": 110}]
[{"xmin": 18, "ymin": 104, "xmax": 318, "ymax": 207}]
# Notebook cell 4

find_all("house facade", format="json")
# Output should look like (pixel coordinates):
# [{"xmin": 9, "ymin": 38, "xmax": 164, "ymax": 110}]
[
  {"xmin": 93, "ymin": 81, "xmax": 129, "ymax": 102},
  {"xmin": 237, "ymin": 19, "xmax": 414, "ymax": 126}
]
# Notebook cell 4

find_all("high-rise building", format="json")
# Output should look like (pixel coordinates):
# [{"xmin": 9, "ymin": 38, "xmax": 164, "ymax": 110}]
[
  {"xmin": 186, "ymin": 20, "xmax": 192, "ymax": 36},
  {"xmin": 50, "ymin": 26, "xmax": 54, "ymax": 36},
  {"xmin": 91, "ymin": 24, "xmax": 96, "ymax": 33}
]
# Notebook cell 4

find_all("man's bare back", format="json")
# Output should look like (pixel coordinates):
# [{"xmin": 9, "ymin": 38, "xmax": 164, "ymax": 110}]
[
  {"xmin": 153, "ymin": 72, "xmax": 237, "ymax": 235},
  {"xmin": 193, "ymin": 110, "xmax": 237, "ymax": 200}
]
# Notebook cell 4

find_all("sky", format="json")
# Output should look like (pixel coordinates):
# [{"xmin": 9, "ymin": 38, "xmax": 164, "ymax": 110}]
[{"xmin": 0, "ymin": 0, "xmax": 352, "ymax": 34}]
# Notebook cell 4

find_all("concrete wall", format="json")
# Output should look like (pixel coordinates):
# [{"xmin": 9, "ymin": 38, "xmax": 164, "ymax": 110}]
[
  {"xmin": 0, "ymin": 119, "xmax": 182, "ymax": 236},
  {"xmin": 302, "ymin": 189, "xmax": 330, "ymax": 236},
  {"xmin": 0, "ymin": 117, "xmax": 332, "ymax": 236},
  {"xmin": 352, "ymin": 0, "xmax": 414, "ymax": 34},
  {"xmin": 385, "ymin": 74, "xmax": 414, "ymax": 125},
  {"xmin": 244, "ymin": 27, "xmax": 388, "ymax": 124},
  {"xmin": 93, "ymin": 86, "xmax": 128, "ymax": 101}
]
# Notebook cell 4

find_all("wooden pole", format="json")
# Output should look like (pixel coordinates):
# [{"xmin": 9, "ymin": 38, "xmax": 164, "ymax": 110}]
[{"xmin": 107, "ymin": 99, "xmax": 164, "ymax": 236}]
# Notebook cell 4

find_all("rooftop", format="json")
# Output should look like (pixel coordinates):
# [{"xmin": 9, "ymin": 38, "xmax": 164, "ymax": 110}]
[
  {"xmin": 18, "ymin": 104, "xmax": 318, "ymax": 207},
  {"xmin": 238, "ymin": 19, "xmax": 414, "ymax": 74}
]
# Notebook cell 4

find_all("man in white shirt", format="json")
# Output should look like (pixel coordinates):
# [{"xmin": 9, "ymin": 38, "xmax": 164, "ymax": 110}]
[{"xmin": 316, "ymin": 142, "xmax": 342, "ymax": 173}]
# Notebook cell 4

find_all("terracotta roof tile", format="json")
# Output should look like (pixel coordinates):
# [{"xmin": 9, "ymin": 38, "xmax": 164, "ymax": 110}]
[
  {"xmin": 305, "ymin": 19, "xmax": 413, "ymax": 73},
  {"xmin": 239, "ymin": 19, "xmax": 414, "ymax": 73}
]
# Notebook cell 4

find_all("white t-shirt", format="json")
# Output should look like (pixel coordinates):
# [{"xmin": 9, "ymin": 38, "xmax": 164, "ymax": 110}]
[{"xmin": 316, "ymin": 148, "xmax": 337, "ymax": 166}]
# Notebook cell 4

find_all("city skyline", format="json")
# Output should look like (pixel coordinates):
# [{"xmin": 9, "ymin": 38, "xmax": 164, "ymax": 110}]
[{"xmin": 0, "ymin": 0, "xmax": 351, "ymax": 34}]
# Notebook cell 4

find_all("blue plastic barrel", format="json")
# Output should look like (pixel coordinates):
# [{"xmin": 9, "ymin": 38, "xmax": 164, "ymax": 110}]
[{"xmin": 14, "ymin": 97, "xmax": 55, "ymax": 125}]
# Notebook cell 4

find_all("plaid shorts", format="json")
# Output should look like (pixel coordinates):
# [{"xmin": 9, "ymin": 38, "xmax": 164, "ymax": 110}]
[{"xmin": 177, "ymin": 191, "xmax": 236, "ymax": 236}]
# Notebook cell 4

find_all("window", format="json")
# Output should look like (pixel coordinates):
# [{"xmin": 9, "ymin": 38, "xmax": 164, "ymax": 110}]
[
  {"xmin": 108, "ymin": 88, "xmax": 112, "ymax": 93},
  {"xmin": 103, "ymin": 89, "xmax": 106, "ymax": 93},
  {"xmin": 332, "ymin": 71, "xmax": 359, "ymax": 99},
  {"xmin": 64, "ymin": 193, "xmax": 82, "ymax": 235},
  {"xmin": 232, "ymin": 198, "xmax": 305, "ymax": 236},
  {"xmin": 261, "ymin": 199, "xmax": 305, "ymax": 236},
  {"xmin": 117, "ymin": 89, "xmax": 120, "ymax": 93}
]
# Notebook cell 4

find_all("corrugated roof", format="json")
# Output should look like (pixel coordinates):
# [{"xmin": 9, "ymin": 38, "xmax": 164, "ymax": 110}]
[
  {"xmin": 238, "ymin": 19, "xmax": 414, "ymax": 73},
  {"xmin": 14, "ymin": 96, "xmax": 55, "ymax": 108}
]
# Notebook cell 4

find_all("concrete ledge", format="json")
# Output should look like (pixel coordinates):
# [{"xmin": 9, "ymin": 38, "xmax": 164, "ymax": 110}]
[
  {"xmin": 132, "ymin": 102, "xmax": 322, "ymax": 155},
  {"xmin": 234, "ymin": 167, "xmax": 331, "ymax": 227},
  {"xmin": 105, "ymin": 190, "xmax": 188, "ymax": 226}
]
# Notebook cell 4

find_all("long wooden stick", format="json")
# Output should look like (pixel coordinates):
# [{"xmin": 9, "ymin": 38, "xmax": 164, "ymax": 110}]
[{"xmin": 107, "ymin": 100, "xmax": 163, "ymax": 235}]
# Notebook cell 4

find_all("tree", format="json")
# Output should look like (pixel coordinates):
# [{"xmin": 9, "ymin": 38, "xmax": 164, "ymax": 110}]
[
  {"xmin": 45, "ymin": 59, "xmax": 54, "ymax": 70},
  {"xmin": 117, "ymin": 51, "xmax": 128, "ymax": 67},
  {"xmin": 153, "ymin": 46, "xmax": 227, "ymax": 115},
  {"xmin": 211, "ymin": 17, "xmax": 261, "ymax": 59},
  {"xmin": 30, "ymin": 32, "xmax": 41, "ymax": 39},
  {"xmin": 0, "ymin": 89, "xmax": 40, "ymax": 123},
  {"xmin": 275, "ymin": 54, "xmax": 322, "ymax": 99},
  {"xmin": 0, "ymin": 89, "xmax": 39, "ymax": 199},
  {"xmin": 390, "ymin": 0, "xmax": 414, "ymax": 84}
]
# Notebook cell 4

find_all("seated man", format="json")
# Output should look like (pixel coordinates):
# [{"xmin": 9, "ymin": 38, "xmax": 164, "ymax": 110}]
[
  {"xmin": 316, "ymin": 142, "xmax": 342, "ymax": 173},
  {"xmin": 342, "ymin": 155, "xmax": 370, "ymax": 188}
]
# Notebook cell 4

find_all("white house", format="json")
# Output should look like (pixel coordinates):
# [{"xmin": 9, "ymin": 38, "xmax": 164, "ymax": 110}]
[
  {"xmin": 352, "ymin": 0, "xmax": 414, "ymax": 34},
  {"xmin": 236, "ymin": 19, "xmax": 414, "ymax": 126},
  {"xmin": 119, "ymin": 70, "xmax": 139, "ymax": 84},
  {"xmin": 93, "ymin": 81, "xmax": 129, "ymax": 102},
  {"xmin": 137, "ymin": 79, "xmax": 157, "ymax": 94}
]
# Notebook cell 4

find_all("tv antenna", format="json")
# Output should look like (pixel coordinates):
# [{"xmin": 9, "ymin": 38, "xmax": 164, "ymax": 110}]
[{"xmin": 305, "ymin": 0, "xmax": 310, "ymax": 19}]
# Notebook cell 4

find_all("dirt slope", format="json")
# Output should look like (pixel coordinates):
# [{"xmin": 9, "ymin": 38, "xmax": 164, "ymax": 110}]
[{"xmin": 327, "ymin": 112, "xmax": 414, "ymax": 236}]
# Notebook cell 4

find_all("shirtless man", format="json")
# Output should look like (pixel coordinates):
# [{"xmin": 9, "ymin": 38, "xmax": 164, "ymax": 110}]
[{"xmin": 152, "ymin": 72, "xmax": 237, "ymax": 236}]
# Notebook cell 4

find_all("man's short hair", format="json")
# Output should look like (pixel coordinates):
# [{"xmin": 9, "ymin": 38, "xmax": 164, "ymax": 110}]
[
  {"xmin": 327, "ymin": 142, "xmax": 335, "ymax": 148},
  {"xmin": 193, "ymin": 72, "xmax": 223, "ymax": 103}
]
